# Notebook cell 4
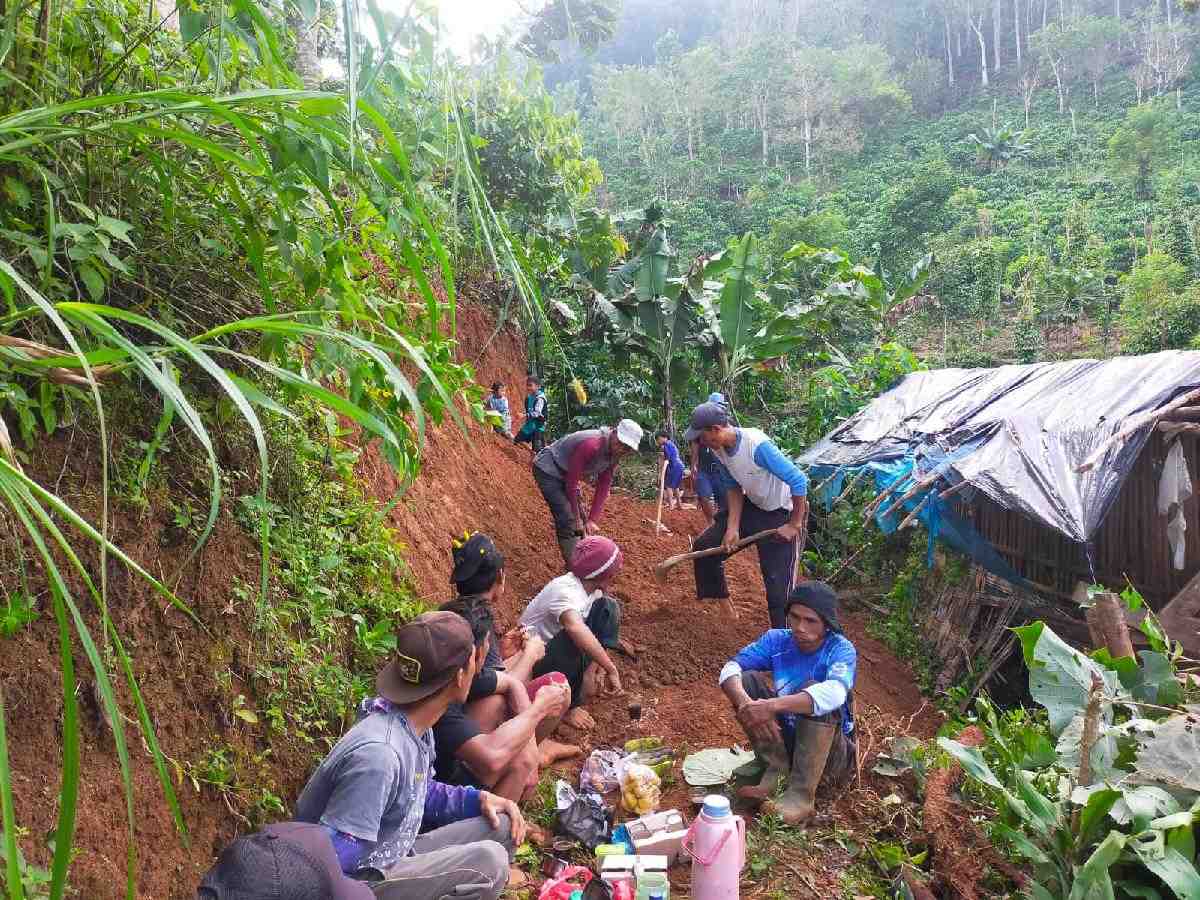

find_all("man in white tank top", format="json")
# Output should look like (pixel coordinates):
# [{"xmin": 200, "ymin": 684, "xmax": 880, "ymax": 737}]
[{"xmin": 683, "ymin": 401, "xmax": 810, "ymax": 628}]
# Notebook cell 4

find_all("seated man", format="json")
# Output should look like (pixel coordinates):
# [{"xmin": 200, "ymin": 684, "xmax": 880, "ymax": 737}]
[
  {"xmin": 294, "ymin": 611, "xmax": 527, "ymax": 900},
  {"xmin": 198, "ymin": 821, "xmax": 373, "ymax": 900},
  {"xmin": 436, "ymin": 596, "xmax": 573, "ymax": 799},
  {"xmin": 719, "ymin": 582, "xmax": 857, "ymax": 826},
  {"xmin": 519, "ymin": 536, "xmax": 625, "ymax": 731}
]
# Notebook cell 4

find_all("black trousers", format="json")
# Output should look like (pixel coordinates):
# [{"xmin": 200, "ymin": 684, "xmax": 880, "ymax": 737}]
[
  {"xmin": 533, "ymin": 596, "xmax": 620, "ymax": 709},
  {"xmin": 693, "ymin": 504, "xmax": 799, "ymax": 629},
  {"xmin": 532, "ymin": 464, "xmax": 578, "ymax": 541},
  {"xmin": 741, "ymin": 672, "xmax": 856, "ymax": 786}
]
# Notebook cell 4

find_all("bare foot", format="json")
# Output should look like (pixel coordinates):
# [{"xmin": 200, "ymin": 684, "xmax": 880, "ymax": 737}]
[
  {"xmin": 538, "ymin": 738, "xmax": 583, "ymax": 767},
  {"xmin": 562, "ymin": 707, "xmax": 596, "ymax": 731}
]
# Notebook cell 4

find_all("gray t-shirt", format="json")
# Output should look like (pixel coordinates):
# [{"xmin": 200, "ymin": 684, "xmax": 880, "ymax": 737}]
[{"xmin": 294, "ymin": 707, "xmax": 433, "ymax": 870}]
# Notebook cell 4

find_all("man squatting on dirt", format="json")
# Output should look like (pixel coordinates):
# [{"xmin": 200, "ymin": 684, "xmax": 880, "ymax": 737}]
[
  {"xmin": 432, "ymin": 531, "xmax": 581, "ymax": 799},
  {"xmin": 720, "ymin": 581, "xmax": 858, "ymax": 825},
  {"xmin": 532, "ymin": 418, "xmax": 644, "ymax": 565},
  {"xmin": 684, "ymin": 400, "xmax": 810, "ymax": 628}
]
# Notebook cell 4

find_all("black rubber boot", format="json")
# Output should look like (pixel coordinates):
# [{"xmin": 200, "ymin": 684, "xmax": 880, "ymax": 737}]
[
  {"xmin": 557, "ymin": 536, "xmax": 578, "ymax": 567},
  {"xmin": 766, "ymin": 717, "xmax": 835, "ymax": 825}
]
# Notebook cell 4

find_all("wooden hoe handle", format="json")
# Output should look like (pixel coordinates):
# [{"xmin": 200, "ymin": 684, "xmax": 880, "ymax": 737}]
[{"xmin": 653, "ymin": 527, "xmax": 782, "ymax": 583}]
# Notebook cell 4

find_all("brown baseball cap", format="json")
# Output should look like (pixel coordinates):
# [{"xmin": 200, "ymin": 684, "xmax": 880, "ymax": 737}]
[{"xmin": 376, "ymin": 611, "xmax": 475, "ymax": 704}]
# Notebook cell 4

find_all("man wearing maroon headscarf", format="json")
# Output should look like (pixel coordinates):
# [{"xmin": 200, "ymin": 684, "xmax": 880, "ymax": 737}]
[{"xmin": 518, "ymin": 536, "xmax": 625, "ymax": 730}]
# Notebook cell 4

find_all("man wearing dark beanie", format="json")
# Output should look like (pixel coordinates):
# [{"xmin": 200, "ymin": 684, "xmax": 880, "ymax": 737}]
[{"xmin": 718, "ymin": 581, "xmax": 857, "ymax": 826}]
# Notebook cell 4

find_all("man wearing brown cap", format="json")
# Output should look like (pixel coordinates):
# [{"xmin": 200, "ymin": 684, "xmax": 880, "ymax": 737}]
[{"xmin": 294, "ymin": 611, "xmax": 526, "ymax": 900}]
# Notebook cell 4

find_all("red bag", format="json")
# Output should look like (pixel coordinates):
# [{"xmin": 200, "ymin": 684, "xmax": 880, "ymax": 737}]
[{"xmin": 538, "ymin": 864, "xmax": 593, "ymax": 899}]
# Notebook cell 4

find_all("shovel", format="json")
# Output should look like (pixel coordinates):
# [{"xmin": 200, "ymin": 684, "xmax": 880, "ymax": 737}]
[{"xmin": 652, "ymin": 527, "xmax": 781, "ymax": 586}]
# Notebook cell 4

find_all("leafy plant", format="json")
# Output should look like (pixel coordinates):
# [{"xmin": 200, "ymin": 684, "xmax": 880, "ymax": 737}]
[
  {"xmin": 0, "ymin": 593, "xmax": 36, "ymax": 639},
  {"xmin": 940, "ymin": 616, "xmax": 1200, "ymax": 899}
]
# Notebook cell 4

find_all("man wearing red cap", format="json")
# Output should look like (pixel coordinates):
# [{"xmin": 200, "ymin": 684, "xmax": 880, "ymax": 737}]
[
  {"xmin": 519, "ymin": 535, "xmax": 625, "ymax": 730},
  {"xmin": 294, "ymin": 611, "xmax": 527, "ymax": 900}
]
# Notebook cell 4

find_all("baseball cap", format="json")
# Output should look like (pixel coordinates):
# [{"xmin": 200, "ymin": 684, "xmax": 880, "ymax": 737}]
[
  {"xmin": 683, "ymin": 402, "xmax": 731, "ymax": 442},
  {"xmin": 616, "ymin": 419, "xmax": 643, "ymax": 450},
  {"xmin": 376, "ymin": 611, "xmax": 475, "ymax": 704},
  {"xmin": 197, "ymin": 821, "xmax": 372, "ymax": 900}
]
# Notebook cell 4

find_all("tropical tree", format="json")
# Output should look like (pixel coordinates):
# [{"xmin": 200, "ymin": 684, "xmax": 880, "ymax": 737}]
[{"xmin": 967, "ymin": 124, "xmax": 1032, "ymax": 171}]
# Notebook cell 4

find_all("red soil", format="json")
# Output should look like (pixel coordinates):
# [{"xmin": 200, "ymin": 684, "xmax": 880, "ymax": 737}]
[{"xmin": 0, "ymin": 301, "xmax": 941, "ymax": 898}]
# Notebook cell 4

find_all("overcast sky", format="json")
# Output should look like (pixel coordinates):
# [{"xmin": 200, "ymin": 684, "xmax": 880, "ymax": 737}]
[{"xmin": 434, "ymin": 0, "xmax": 526, "ymax": 55}]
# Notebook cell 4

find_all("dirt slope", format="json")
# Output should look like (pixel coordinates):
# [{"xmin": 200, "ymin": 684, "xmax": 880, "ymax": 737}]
[
  {"xmin": 0, "ymin": 301, "xmax": 940, "ymax": 898},
  {"xmin": 368, "ymin": 305, "xmax": 944, "ymax": 893}
]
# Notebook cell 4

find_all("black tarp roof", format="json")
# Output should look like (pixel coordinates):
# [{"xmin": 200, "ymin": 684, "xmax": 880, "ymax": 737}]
[{"xmin": 798, "ymin": 351, "xmax": 1200, "ymax": 544}]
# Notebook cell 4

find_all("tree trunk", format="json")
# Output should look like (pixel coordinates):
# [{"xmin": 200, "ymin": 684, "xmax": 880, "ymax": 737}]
[
  {"xmin": 291, "ymin": 11, "xmax": 322, "ymax": 89},
  {"xmin": 993, "ymin": 0, "xmax": 1002, "ymax": 71},
  {"xmin": 970, "ymin": 13, "xmax": 989, "ymax": 86},
  {"xmin": 1014, "ymin": 0, "xmax": 1022, "ymax": 68},
  {"xmin": 945, "ymin": 12, "xmax": 955, "ymax": 84},
  {"xmin": 1094, "ymin": 79, "xmax": 1099, "ymax": 107},
  {"xmin": 1051, "ymin": 59, "xmax": 1065, "ymax": 111},
  {"xmin": 1042, "ymin": 0, "xmax": 1047, "ymax": 28},
  {"xmin": 803, "ymin": 116, "xmax": 812, "ymax": 175}
]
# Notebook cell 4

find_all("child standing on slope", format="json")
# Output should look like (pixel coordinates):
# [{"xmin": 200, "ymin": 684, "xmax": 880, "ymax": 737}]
[
  {"xmin": 656, "ymin": 430, "xmax": 685, "ymax": 510},
  {"xmin": 485, "ymin": 382, "xmax": 512, "ymax": 436}
]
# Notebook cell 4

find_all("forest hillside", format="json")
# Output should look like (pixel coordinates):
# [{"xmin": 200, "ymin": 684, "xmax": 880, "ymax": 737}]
[{"xmin": 545, "ymin": 0, "xmax": 1200, "ymax": 371}]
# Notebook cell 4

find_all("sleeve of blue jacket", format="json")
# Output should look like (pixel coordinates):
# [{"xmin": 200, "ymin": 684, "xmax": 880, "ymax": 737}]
[
  {"xmin": 717, "ymin": 631, "xmax": 781, "ymax": 685},
  {"xmin": 752, "ymin": 440, "xmax": 808, "ymax": 497}
]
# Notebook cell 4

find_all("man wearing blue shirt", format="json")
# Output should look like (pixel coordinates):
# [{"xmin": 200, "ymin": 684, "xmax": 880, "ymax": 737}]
[
  {"xmin": 719, "ymin": 582, "xmax": 856, "ymax": 825},
  {"xmin": 683, "ymin": 401, "xmax": 809, "ymax": 628}
]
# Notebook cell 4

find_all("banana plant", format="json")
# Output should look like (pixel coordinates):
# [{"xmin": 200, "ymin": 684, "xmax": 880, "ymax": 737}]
[{"xmin": 774, "ymin": 243, "xmax": 935, "ymax": 343}]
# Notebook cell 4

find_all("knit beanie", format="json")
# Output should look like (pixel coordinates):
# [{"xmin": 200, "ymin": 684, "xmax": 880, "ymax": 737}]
[
  {"xmin": 785, "ymin": 581, "xmax": 842, "ymax": 633},
  {"xmin": 570, "ymin": 536, "xmax": 623, "ymax": 582}
]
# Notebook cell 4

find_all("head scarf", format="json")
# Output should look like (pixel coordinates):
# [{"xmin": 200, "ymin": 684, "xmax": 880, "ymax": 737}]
[
  {"xmin": 450, "ymin": 531, "xmax": 504, "ymax": 590},
  {"xmin": 785, "ymin": 581, "xmax": 842, "ymax": 633},
  {"xmin": 569, "ymin": 535, "xmax": 623, "ymax": 582}
]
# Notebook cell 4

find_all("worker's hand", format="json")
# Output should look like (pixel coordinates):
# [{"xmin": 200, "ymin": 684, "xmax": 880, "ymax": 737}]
[
  {"xmin": 534, "ymin": 680, "xmax": 572, "ymax": 718},
  {"xmin": 737, "ymin": 700, "xmax": 781, "ymax": 745},
  {"xmin": 776, "ymin": 522, "xmax": 803, "ymax": 543},
  {"xmin": 602, "ymin": 665, "xmax": 624, "ymax": 696},
  {"xmin": 585, "ymin": 520, "xmax": 602, "ymax": 536},
  {"xmin": 479, "ymin": 791, "xmax": 527, "ymax": 846},
  {"xmin": 721, "ymin": 527, "xmax": 740, "ymax": 554},
  {"xmin": 521, "ymin": 632, "xmax": 546, "ymax": 665},
  {"xmin": 505, "ymin": 677, "xmax": 532, "ymax": 716},
  {"xmin": 499, "ymin": 626, "xmax": 525, "ymax": 660}
]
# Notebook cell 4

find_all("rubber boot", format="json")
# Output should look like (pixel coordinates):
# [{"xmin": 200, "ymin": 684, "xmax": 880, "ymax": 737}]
[
  {"xmin": 766, "ymin": 718, "xmax": 835, "ymax": 825},
  {"xmin": 735, "ymin": 734, "xmax": 791, "ymax": 804},
  {"xmin": 557, "ymin": 535, "xmax": 578, "ymax": 567}
]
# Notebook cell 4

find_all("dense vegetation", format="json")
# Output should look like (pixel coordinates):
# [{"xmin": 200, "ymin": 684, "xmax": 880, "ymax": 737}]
[
  {"xmin": 543, "ymin": 0, "xmax": 1200, "ymax": 383},
  {"xmin": 2, "ymin": 0, "xmax": 1200, "ymax": 896}
]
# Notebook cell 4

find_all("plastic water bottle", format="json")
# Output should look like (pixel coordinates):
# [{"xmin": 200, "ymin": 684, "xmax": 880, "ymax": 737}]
[
  {"xmin": 636, "ymin": 871, "xmax": 670, "ymax": 900},
  {"xmin": 682, "ymin": 795, "xmax": 745, "ymax": 900}
]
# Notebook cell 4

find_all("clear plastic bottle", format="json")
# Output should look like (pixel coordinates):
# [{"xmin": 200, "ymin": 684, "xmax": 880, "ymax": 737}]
[{"xmin": 636, "ymin": 872, "xmax": 670, "ymax": 900}]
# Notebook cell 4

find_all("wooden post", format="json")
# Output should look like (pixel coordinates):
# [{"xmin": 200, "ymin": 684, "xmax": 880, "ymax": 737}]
[
  {"xmin": 654, "ymin": 461, "xmax": 666, "ymax": 537},
  {"xmin": 1085, "ymin": 591, "xmax": 1135, "ymax": 659}
]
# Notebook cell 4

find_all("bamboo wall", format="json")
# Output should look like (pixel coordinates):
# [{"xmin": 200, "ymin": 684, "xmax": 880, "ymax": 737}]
[{"xmin": 958, "ymin": 431, "xmax": 1200, "ymax": 610}]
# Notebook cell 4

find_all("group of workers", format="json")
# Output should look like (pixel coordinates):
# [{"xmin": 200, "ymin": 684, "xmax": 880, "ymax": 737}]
[{"xmin": 197, "ymin": 389, "xmax": 857, "ymax": 900}]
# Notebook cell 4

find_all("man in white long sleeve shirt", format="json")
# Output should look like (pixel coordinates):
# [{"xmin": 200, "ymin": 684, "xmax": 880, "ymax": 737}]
[{"xmin": 718, "ymin": 582, "xmax": 856, "ymax": 825}]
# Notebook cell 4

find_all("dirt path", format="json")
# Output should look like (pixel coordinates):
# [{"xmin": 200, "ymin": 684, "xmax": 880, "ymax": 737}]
[{"xmin": 373, "ymin": 408, "xmax": 945, "ymax": 894}]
